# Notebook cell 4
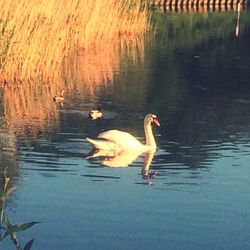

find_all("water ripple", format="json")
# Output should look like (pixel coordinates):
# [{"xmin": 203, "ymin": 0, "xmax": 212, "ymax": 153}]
[{"xmin": 81, "ymin": 174, "xmax": 120, "ymax": 180}]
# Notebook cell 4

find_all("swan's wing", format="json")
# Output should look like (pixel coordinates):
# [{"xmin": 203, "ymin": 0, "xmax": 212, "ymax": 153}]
[
  {"xmin": 97, "ymin": 130, "xmax": 142, "ymax": 149},
  {"xmin": 86, "ymin": 137, "xmax": 118, "ymax": 150}
]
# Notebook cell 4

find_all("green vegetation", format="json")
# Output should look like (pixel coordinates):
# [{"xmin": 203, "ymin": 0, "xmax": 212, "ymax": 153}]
[
  {"xmin": 151, "ymin": 11, "xmax": 250, "ymax": 51},
  {"xmin": 0, "ymin": 169, "xmax": 39, "ymax": 250}
]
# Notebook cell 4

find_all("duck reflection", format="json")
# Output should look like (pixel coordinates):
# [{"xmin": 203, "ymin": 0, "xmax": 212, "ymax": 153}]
[{"xmin": 86, "ymin": 149, "xmax": 157, "ymax": 179}]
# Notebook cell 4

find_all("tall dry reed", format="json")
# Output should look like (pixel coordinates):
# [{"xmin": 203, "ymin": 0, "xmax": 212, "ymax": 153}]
[{"xmin": 0, "ymin": 0, "xmax": 149, "ymax": 81}]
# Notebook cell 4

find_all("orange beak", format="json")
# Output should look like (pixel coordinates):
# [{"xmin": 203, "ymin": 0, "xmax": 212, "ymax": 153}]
[{"xmin": 154, "ymin": 118, "xmax": 160, "ymax": 126}]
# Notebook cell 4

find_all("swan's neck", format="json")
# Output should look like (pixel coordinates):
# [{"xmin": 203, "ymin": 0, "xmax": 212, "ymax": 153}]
[{"xmin": 144, "ymin": 123, "xmax": 156, "ymax": 148}]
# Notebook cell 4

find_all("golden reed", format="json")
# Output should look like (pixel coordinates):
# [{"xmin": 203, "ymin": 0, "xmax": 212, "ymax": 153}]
[{"xmin": 0, "ymin": 0, "xmax": 149, "ymax": 82}]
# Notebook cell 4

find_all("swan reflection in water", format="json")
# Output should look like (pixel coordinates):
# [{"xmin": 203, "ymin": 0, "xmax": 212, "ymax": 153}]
[
  {"xmin": 85, "ymin": 114, "xmax": 160, "ymax": 179},
  {"xmin": 86, "ymin": 149, "xmax": 157, "ymax": 179}
]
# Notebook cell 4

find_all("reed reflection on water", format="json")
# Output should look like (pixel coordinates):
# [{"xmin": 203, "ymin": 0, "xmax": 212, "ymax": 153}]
[{"xmin": 0, "ymin": 9, "xmax": 250, "ymax": 250}]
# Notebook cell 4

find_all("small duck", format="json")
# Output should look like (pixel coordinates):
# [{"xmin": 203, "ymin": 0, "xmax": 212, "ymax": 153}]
[
  {"xmin": 88, "ymin": 105, "xmax": 103, "ymax": 120},
  {"xmin": 53, "ymin": 90, "xmax": 64, "ymax": 102}
]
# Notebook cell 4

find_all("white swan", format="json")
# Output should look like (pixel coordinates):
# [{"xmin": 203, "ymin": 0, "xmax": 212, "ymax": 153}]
[{"xmin": 86, "ymin": 114, "xmax": 160, "ymax": 152}]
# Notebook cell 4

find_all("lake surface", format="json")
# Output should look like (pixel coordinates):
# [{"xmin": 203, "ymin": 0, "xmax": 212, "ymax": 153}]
[{"xmin": 1, "ymin": 10, "xmax": 250, "ymax": 250}]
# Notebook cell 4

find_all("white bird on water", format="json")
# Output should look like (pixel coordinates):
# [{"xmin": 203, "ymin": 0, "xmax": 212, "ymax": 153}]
[{"xmin": 86, "ymin": 114, "xmax": 160, "ymax": 152}]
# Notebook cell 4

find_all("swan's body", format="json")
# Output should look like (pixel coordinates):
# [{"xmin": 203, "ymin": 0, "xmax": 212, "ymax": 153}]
[
  {"xmin": 53, "ymin": 90, "xmax": 64, "ymax": 102},
  {"xmin": 88, "ymin": 106, "xmax": 102, "ymax": 120},
  {"xmin": 86, "ymin": 114, "xmax": 160, "ymax": 152}
]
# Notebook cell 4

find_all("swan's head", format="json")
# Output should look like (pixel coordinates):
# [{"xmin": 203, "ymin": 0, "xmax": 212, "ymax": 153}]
[{"xmin": 145, "ymin": 114, "xmax": 160, "ymax": 126}]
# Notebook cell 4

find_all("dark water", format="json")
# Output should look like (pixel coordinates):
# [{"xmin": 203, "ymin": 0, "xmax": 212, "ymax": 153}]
[{"xmin": 1, "ymin": 11, "xmax": 250, "ymax": 250}]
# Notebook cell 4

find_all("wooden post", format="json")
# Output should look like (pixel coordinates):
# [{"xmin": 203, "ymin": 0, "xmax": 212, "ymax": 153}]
[{"xmin": 235, "ymin": 2, "xmax": 241, "ymax": 36}]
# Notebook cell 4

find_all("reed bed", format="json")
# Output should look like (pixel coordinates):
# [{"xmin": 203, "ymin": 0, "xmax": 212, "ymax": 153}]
[
  {"xmin": 62, "ymin": 38, "xmax": 146, "ymax": 88},
  {"xmin": 1, "ymin": 31, "xmax": 147, "ymax": 140},
  {"xmin": 0, "ymin": 0, "xmax": 149, "ymax": 81}
]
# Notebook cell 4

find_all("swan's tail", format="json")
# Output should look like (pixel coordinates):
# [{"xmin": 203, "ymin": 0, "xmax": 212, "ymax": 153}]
[{"xmin": 86, "ymin": 137, "xmax": 114, "ymax": 150}]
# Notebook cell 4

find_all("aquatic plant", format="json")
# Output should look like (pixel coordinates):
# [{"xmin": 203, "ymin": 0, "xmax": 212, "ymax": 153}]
[
  {"xmin": 0, "ymin": 168, "xmax": 39, "ymax": 250},
  {"xmin": 0, "ymin": 20, "xmax": 13, "ymax": 69},
  {"xmin": 0, "ymin": 0, "xmax": 149, "ymax": 81}
]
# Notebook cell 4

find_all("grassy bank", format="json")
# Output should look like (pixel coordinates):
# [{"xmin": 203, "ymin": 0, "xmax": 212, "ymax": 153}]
[{"xmin": 0, "ymin": 0, "xmax": 149, "ymax": 81}]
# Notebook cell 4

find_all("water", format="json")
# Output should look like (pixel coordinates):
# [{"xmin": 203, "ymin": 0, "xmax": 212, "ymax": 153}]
[{"xmin": 1, "ymin": 10, "xmax": 250, "ymax": 250}]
